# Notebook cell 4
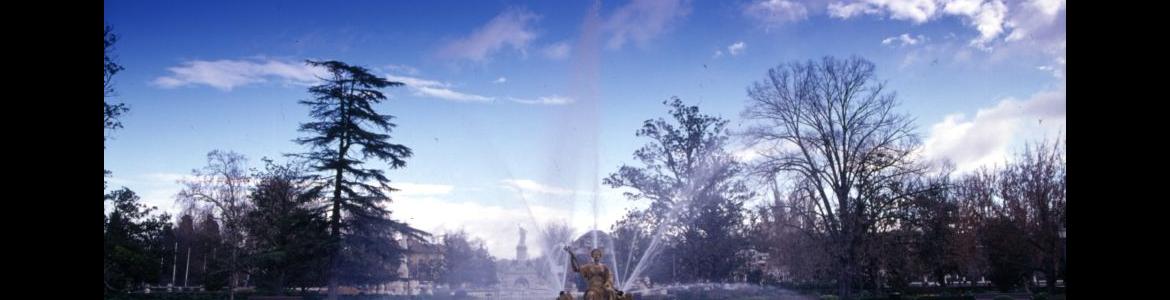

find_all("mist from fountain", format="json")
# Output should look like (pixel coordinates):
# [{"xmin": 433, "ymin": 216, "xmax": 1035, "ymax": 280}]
[
  {"xmin": 541, "ymin": 0, "xmax": 604, "ymax": 294},
  {"xmin": 619, "ymin": 157, "xmax": 733, "ymax": 291}
]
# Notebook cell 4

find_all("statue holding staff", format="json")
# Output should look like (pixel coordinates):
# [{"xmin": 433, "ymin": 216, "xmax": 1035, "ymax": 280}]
[{"xmin": 564, "ymin": 246, "xmax": 631, "ymax": 300}]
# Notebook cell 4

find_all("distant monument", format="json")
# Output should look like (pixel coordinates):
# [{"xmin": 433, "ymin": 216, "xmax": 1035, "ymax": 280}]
[
  {"xmin": 495, "ymin": 226, "xmax": 545, "ymax": 297},
  {"xmin": 517, "ymin": 226, "xmax": 528, "ymax": 261}
]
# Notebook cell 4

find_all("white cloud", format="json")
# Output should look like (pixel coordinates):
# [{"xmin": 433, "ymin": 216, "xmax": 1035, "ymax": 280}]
[
  {"xmin": 413, "ymin": 86, "xmax": 494, "ymax": 102},
  {"xmin": 921, "ymin": 85, "xmax": 1065, "ymax": 173},
  {"xmin": 942, "ymin": 0, "xmax": 1008, "ymax": 48},
  {"xmin": 494, "ymin": 77, "xmax": 508, "ymax": 84},
  {"xmin": 391, "ymin": 197, "xmax": 536, "ymax": 258},
  {"xmin": 713, "ymin": 50, "xmax": 724, "ymax": 58},
  {"xmin": 1004, "ymin": 0, "xmax": 1065, "ymax": 43},
  {"xmin": 942, "ymin": 0, "xmax": 983, "ymax": 15},
  {"xmin": 439, "ymin": 8, "xmax": 540, "ymax": 62},
  {"xmin": 152, "ymin": 58, "xmax": 328, "ymax": 91},
  {"xmin": 542, "ymin": 41, "xmax": 571, "ymax": 60},
  {"xmin": 733, "ymin": 143, "xmax": 767, "ymax": 162},
  {"xmin": 728, "ymin": 41, "xmax": 747, "ymax": 56},
  {"xmin": 733, "ymin": 140, "xmax": 801, "ymax": 163},
  {"xmin": 743, "ymin": 0, "xmax": 811, "ymax": 28},
  {"xmin": 827, "ymin": 2, "xmax": 879, "ymax": 19},
  {"xmin": 603, "ymin": 0, "xmax": 691, "ymax": 49},
  {"xmin": 824, "ymin": 0, "xmax": 1063, "ymax": 52},
  {"xmin": 105, "ymin": 172, "xmax": 192, "ymax": 217},
  {"xmin": 829, "ymin": 0, "xmax": 938, "ymax": 23},
  {"xmin": 385, "ymin": 74, "xmax": 494, "ymax": 103},
  {"xmin": 388, "ymin": 180, "xmax": 633, "ymax": 259},
  {"xmin": 882, "ymin": 33, "xmax": 926, "ymax": 46},
  {"xmin": 500, "ymin": 179, "xmax": 575, "ymax": 195},
  {"xmin": 386, "ymin": 74, "xmax": 446, "ymax": 88},
  {"xmin": 390, "ymin": 192, "xmax": 628, "ymax": 259},
  {"xmin": 508, "ymin": 95, "xmax": 575, "ymax": 105}
]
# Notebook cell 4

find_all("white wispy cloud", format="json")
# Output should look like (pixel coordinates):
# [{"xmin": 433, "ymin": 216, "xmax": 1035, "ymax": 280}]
[
  {"xmin": 728, "ymin": 41, "xmax": 747, "ymax": 56},
  {"xmin": 542, "ymin": 41, "xmax": 571, "ymax": 60},
  {"xmin": 1005, "ymin": 0, "xmax": 1065, "ymax": 42},
  {"xmin": 385, "ymin": 74, "xmax": 494, "ymax": 103},
  {"xmin": 945, "ymin": 0, "xmax": 1008, "ymax": 48},
  {"xmin": 825, "ymin": 0, "xmax": 1064, "ymax": 51},
  {"xmin": 743, "ymin": 0, "xmax": 812, "ymax": 28},
  {"xmin": 920, "ymin": 85, "xmax": 1065, "ymax": 173},
  {"xmin": 829, "ymin": 0, "xmax": 939, "ymax": 23},
  {"xmin": 152, "ymin": 58, "xmax": 328, "ymax": 91},
  {"xmin": 882, "ymin": 33, "xmax": 926, "ymax": 46},
  {"xmin": 438, "ymin": 8, "xmax": 540, "ymax": 62},
  {"xmin": 384, "ymin": 73, "xmax": 573, "ymax": 104},
  {"xmin": 105, "ymin": 172, "xmax": 192, "ymax": 217},
  {"xmin": 603, "ymin": 0, "xmax": 691, "ymax": 49},
  {"xmin": 507, "ymin": 95, "xmax": 574, "ymax": 105},
  {"xmin": 500, "ymin": 179, "xmax": 575, "ymax": 195},
  {"xmin": 413, "ymin": 87, "xmax": 494, "ymax": 102},
  {"xmin": 713, "ymin": 50, "xmax": 724, "ymax": 58}
]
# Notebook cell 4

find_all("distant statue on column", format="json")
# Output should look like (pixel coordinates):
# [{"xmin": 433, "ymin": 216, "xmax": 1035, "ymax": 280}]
[{"xmin": 516, "ymin": 226, "xmax": 529, "ymax": 260}]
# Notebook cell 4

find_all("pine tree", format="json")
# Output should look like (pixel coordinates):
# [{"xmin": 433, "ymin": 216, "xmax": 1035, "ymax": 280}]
[{"xmin": 293, "ymin": 60, "xmax": 426, "ymax": 299}]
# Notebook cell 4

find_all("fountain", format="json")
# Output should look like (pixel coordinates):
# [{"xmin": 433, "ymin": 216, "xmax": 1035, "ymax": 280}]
[{"xmin": 470, "ymin": 0, "xmax": 812, "ymax": 298}]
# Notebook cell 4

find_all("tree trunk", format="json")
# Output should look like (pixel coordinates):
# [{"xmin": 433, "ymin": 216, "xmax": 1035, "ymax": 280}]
[
  {"xmin": 837, "ymin": 239, "xmax": 852, "ymax": 299},
  {"xmin": 327, "ymin": 92, "xmax": 350, "ymax": 300},
  {"xmin": 230, "ymin": 246, "xmax": 239, "ymax": 300},
  {"xmin": 327, "ymin": 174, "xmax": 342, "ymax": 300},
  {"xmin": 1046, "ymin": 253, "xmax": 1057, "ymax": 293}
]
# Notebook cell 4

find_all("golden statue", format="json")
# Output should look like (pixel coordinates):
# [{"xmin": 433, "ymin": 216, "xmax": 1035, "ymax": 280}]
[{"xmin": 564, "ymin": 246, "xmax": 632, "ymax": 300}]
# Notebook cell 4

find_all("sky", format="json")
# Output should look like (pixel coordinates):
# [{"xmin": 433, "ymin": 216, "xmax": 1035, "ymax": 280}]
[{"xmin": 104, "ymin": 0, "xmax": 1066, "ymax": 259}]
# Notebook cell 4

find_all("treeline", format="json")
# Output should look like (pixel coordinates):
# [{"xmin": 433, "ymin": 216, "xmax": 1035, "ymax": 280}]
[
  {"xmin": 605, "ymin": 56, "xmax": 1065, "ymax": 299},
  {"xmin": 103, "ymin": 27, "xmax": 431, "ymax": 300}
]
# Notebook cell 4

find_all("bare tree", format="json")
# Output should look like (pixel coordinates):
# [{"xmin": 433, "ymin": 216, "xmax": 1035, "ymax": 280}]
[
  {"xmin": 104, "ymin": 25, "xmax": 129, "ymax": 147},
  {"xmin": 998, "ymin": 138, "xmax": 1065, "ymax": 293},
  {"xmin": 539, "ymin": 221, "xmax": 576, "ymax": 258},
  {"xmin": 176, "ymin": 150, "xmax": 252, "ymax": 299},
  {"xmin": 537, "ymin": 221, "xmax": 576, "ymax": 289},
  {"xmin": 953, "ymin": 167, "xmax": 998, "ymax": 283},
  {"xmin": 748, "ymin": 185, "xmax": 833, "ymax": 285},
  {"xmin": 741, "ymin": 56, "xmax": 925, "ymax": 298}
]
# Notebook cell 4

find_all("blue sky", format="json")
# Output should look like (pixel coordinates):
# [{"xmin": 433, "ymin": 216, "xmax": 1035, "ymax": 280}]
[{"xmin": 104, "ymin": 0, "xmax": 1066, "ymax": 258}]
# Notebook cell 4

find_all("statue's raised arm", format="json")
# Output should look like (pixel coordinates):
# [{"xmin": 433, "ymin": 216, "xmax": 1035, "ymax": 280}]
[{"xmin": 564, "ymin": 246, "xmax": 580, "ymax": 273}]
